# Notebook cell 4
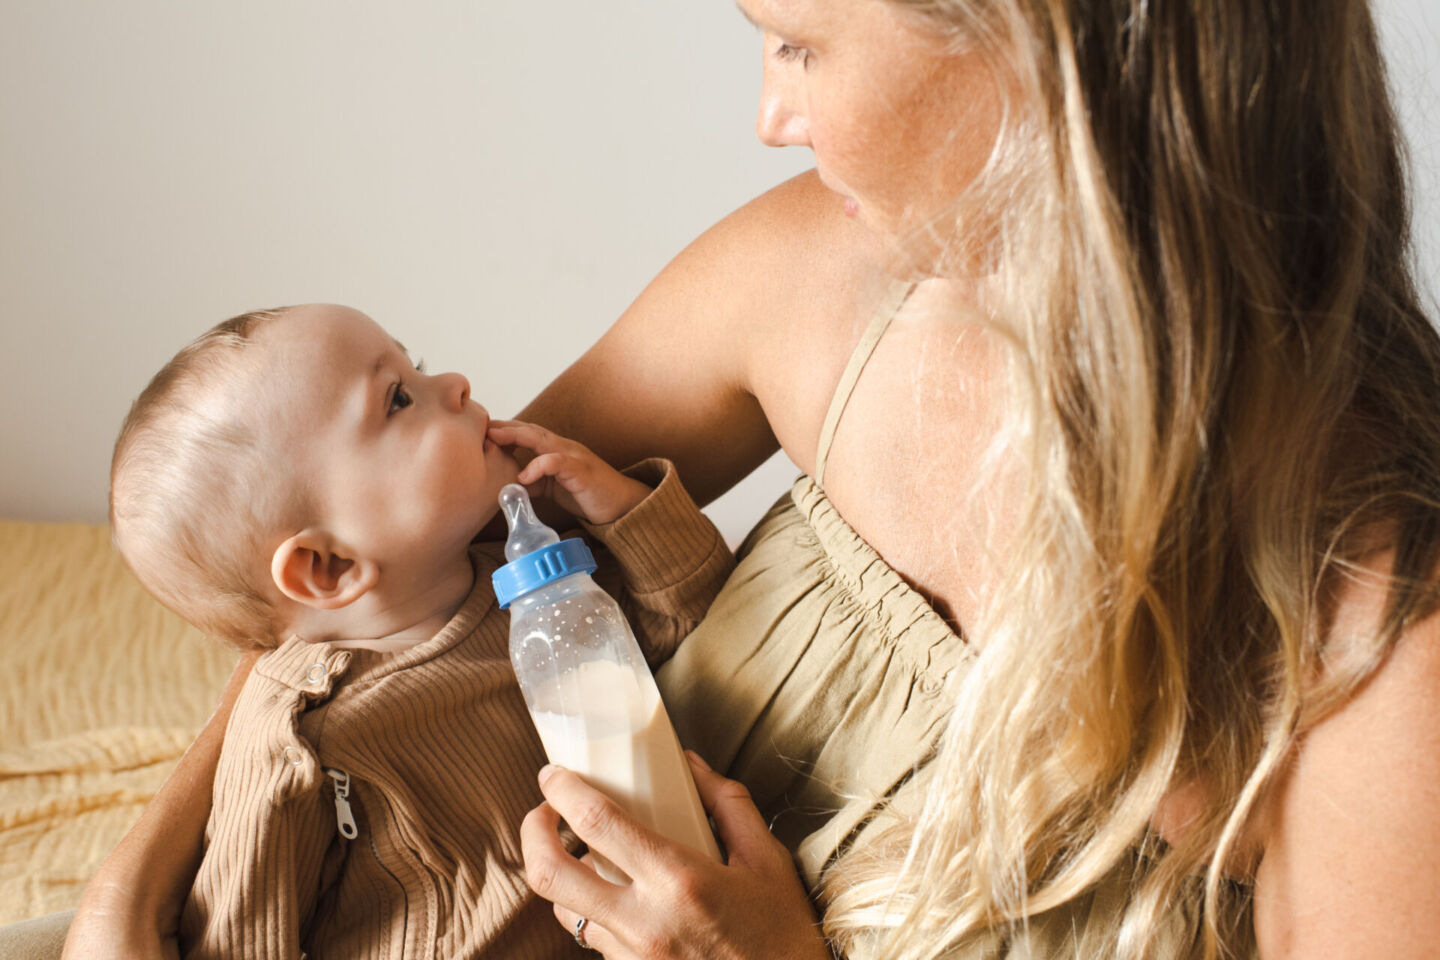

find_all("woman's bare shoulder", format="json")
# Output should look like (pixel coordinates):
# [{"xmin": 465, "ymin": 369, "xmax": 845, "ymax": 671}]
[
  {"xmin": 669, "ymin": 169, "xmax": 880, "ymax": 326},
  {"xmin": 549, "ymin": 168, "xmax": 876, "ymax": 380},
  {"xmin": 520, "ymin": 170, "xmax": 880, "ymax": 503},
  {"xmin": 694, "ymin": 171, "xmax": 890, "ymax": 465},
  {"xmin": 1253, "ymin": 555, "xmax": 1440, "ymax": 957}
]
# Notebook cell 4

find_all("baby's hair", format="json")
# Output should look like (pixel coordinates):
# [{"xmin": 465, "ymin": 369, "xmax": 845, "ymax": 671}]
[{"xmin": 110, "ymin": 308, "xmax": 309, "ymax": 649}]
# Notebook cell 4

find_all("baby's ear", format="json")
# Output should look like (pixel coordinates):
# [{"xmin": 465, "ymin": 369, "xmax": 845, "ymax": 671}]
[{"xmin": 271, "ymin": 530, "xmax": 378, "ymax": 610}]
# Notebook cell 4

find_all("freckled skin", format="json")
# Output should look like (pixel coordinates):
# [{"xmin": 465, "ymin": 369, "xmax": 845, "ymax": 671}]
[{"xmin": 750, "ymin": 0, "xmax": 1006, "ymax": 266}]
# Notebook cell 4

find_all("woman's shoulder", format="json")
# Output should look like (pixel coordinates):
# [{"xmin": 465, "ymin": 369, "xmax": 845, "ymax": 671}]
[
  {"xmin": 1253, "ymin": 551, "xmax": 1440, "ymax": 956},
  {"xmin": 683, "ymin": 171, "xmax": 899, "ymax": 466},
  {"xmin": 520, "ymin": 171, "xmax": 887, "ymax": 503},
  {"xmin": 665, "ymin": 169, "xmax": 883, "ymax": 329},
  {"xmin": 704, "ymin": 169, "xmax": 872, "ymax": 262},
  {"xmin": 586, "ymin": 168, "xmax": 883, "ymax": 367}
]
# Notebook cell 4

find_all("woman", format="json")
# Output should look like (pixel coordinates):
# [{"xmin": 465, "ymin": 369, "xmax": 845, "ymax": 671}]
[{"xmin": 64, "ymin": 0, "xmax": 1440, "ymax": 957}]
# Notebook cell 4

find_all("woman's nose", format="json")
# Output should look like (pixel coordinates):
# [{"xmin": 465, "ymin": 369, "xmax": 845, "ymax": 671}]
[
  {"xmin": 756, "ymin": 61, "xmax": 809, "ymax": 148},
  {"xmin": 439, "ymin": 371, "xmax": 470, "ymax": 410}
]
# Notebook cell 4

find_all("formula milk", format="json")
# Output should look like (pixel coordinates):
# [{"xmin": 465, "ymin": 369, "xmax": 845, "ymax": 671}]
[{"xmin": 528, "ymin": 659, "xmax": 719, "ymax": 882}]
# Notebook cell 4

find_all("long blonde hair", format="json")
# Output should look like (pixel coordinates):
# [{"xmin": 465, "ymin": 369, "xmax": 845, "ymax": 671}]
[{"xmin": 823, "ymin": 1, "xmax": 1440, "ymax": 956}]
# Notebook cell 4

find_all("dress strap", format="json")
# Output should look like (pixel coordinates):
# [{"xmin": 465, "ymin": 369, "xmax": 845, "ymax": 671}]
[{"xmin": 815, "ymin": 281, "xmax": 915, "ymax": 488}]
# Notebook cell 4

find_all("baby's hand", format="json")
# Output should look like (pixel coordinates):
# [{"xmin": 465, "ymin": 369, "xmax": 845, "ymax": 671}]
[{"xmin": 487, "ymin": 420, "xmax": 650, "ymax": 525}]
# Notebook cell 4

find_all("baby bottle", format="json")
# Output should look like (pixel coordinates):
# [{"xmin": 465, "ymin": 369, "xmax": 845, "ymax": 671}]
[{"xmin": 491, "ymin": 484, "xmax": 721, "ymax": 882}]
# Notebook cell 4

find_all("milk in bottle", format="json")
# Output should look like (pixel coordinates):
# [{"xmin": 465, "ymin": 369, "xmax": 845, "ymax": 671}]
[{"xmin": 491, "ymin": 485, "xmax": 720, "ymax": 882}]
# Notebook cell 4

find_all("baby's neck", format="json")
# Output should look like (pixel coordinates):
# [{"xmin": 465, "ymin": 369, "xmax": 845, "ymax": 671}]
[{"xmin": 309, "ymin": 551, "xmax": 478, "ymax": 654}]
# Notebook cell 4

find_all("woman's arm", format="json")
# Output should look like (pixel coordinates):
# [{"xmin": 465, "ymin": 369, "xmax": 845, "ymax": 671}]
[
  {"xmin": 515, "ymin": 173, "xmax": 878, "ymax": 958},
  {"xmin": 518, "ymin": 169, "xmax": 879, "ymax": 505},
  {"xmin": 62, "ymin": 650, "xmax": 261, "ymax": 960},
  {"xmin": 1253, "ymin": 567, "xmax": 1440, "ymax": 957}
]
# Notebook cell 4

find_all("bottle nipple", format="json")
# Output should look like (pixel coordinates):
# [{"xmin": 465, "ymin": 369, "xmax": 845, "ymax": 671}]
[{"xmin": 499, "ymin": 484, "xmax": 561, "ymax": 561}]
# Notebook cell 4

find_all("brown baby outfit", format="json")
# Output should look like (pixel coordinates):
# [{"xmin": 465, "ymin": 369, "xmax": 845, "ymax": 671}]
[{"xmin": 179, "ymin": 459, "xmax": 734, "ymax": 960}]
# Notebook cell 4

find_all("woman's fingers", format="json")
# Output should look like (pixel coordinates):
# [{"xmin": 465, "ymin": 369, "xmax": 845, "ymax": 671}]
[
  {"xmin": 522, "ymin": 768, "xmax": 680, "ymax": 958},
  {"xmin": 536, "ymin": 764, "xmax": 675, "ymax": 880},
  {"xmin": 518, "ymin": 799, "xmax": 625, "ymax": 926},
  {"xmin": 547, "ymin": 853, "xmax": 625, "ymax": 957},
  {"xmin": 524, "ymin": 760, "xmax": 833, "ymax": 960},
  {"xmin": 552, "ymin": 901, "xmax": 622, "ymax": 958},
  {"xmin": 544, "ymin": 852, "xmax": 635, "ymax": 958},
  {"xmin": 685, "ymin": 751, "xmax": 781, "ymax": 867}
]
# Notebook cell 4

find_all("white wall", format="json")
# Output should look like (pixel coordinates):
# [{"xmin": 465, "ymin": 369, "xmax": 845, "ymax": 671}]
[
  {"xmin": 0, "ymin": 1, "xmax": 811, "ymax": 541},
  {"xmin": 1379, "ymin": 0, "xmax": 1440, "ymax": 311},
  {"xmin": 1, "ymin": 2, "xmax": 1436, "ymax": 545}
]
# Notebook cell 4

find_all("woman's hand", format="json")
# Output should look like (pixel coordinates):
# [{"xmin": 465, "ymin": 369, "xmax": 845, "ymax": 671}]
[
  {"xmin": 62, "ymin": 882, "xmax": 181, "ymax": 960},
  {"xmin": 520, "ymin": 751, "xmax": 833, "ymax": 960},
  {"xmin": 488, "ymin": 419, "xmax": 651, "ymax": 525}
]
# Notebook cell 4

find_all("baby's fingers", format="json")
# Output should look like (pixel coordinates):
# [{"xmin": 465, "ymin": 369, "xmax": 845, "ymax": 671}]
[
  {"xmin": 517, "ymin": 452, "xmax": 592, "ymax": 490},
  {"xmin": 488, "ymin": 420, "xmax": 573, "ymax": 456}
]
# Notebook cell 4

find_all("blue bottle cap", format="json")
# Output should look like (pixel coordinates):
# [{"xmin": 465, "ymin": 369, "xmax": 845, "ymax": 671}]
[{"xmin": 492, "ymin": 537, "xmax": 598, "ymax": 609}]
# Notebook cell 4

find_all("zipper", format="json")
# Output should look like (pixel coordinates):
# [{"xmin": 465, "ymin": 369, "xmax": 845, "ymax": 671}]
[
  {"xmin": 366, "ymin": 785, "xmax": 411, "ymax": 952},
  {"xmin": 324, "ymin": 767, "xmax": 359, "ymax": 839},
  {"xmin": 316, "ymin": 770, "xmax": 410, "ymax": 952}
]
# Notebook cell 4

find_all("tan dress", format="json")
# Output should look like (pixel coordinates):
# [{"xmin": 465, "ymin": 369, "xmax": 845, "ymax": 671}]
[{"xmin": 657, "ymin": 284, "xmax": 1255, "ymax": 959}]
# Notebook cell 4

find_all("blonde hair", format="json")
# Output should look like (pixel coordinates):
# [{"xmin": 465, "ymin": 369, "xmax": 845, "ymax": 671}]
[
  {"xmin": 110, "ymin": 308, "xmax": 309, "ymax": 649},
  {"xmin": 822, "ymin": 1, "xmax": 1440, "ymax": 957}
]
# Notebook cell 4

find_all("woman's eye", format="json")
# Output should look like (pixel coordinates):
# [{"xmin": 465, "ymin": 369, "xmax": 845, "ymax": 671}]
[
  {"xmin": 388, "ymin": 383, "xmax": 413, "ymax": 416},
  {"xmin": 774, "ymin": 42, "xmax": 810, "ymax": 66}
]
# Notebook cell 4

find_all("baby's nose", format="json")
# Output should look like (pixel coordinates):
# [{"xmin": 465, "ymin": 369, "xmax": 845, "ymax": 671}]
[{"xmin": 442, "ymin": 371, "xmax": 471, "ymax": 409}]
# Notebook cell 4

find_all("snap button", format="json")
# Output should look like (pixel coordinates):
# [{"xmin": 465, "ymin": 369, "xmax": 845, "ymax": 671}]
[
  {"xmin": 283, "ymin": 746, "xmax": 303, "ymax": 766},
  {"xmin": 306, "ymin": 662, "xmax": 327, "ymax": 685}
]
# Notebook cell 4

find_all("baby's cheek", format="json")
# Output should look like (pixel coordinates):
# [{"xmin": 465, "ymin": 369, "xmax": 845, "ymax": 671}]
[{"xmin": 418, "ymin": 427, "xmax": 487, "ymax": 504}]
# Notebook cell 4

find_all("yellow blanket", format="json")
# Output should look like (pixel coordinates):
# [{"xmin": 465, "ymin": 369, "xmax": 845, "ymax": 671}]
[{"xmin": 0, "ymin": 520, "xmax": 235, "ymax": 924}]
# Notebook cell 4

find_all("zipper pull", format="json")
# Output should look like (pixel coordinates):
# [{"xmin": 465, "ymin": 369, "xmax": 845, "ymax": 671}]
[{"xmin": 325, "ymin": 768, "xmax": 359, "ymax": 839}]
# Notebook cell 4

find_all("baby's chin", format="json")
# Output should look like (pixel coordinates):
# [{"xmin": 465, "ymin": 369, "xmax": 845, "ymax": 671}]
[
  {"xmin": 472, "ymin": 503, "xmax": 509, "ymax": 544},
  {"xmin": 495, "ymin": 448, "xmax": 522, "ymax": 484}
]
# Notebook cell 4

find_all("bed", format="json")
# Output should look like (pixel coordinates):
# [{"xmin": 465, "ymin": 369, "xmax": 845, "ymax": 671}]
[{"xmin": 0, "ymin": 519, "xmax": 234, "ymax": 928}]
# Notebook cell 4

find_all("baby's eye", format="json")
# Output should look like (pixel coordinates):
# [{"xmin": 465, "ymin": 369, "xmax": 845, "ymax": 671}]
[{"xmin": 388, "ymin": 383, "xmax": 413, "ymax": 416}]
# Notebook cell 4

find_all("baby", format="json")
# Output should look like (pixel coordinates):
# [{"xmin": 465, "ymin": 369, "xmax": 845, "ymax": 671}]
[{"xmin": 109, "ymin": 303, "xmax": 734, "ymax": 960}]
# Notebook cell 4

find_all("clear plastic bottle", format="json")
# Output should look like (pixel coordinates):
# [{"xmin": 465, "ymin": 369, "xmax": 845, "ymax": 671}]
[{"xmin": 492, "ymin": 484, "xmax": 721, "ymax": 882}]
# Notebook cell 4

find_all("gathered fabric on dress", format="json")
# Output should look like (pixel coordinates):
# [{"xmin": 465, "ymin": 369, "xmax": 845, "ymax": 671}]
[{"xmin": 657, "ymin": 283, "xmax": 1253, "ymax": 959}]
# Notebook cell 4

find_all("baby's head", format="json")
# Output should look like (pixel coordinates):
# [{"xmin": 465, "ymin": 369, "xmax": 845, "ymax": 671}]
[{"xmin": 111, "ymin": 304, "xmax": 517, "ymax": 649}]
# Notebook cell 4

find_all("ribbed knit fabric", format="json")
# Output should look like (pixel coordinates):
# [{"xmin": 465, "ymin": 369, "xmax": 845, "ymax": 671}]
[{"xmin": 179, "ymin": 459, "xmax": 734, "ymax": 960}]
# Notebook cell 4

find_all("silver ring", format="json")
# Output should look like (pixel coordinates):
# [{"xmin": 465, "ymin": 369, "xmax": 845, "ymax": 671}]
[{"xmin": 573, "ymin": 915, "xmax": 591, "ymax": 950}]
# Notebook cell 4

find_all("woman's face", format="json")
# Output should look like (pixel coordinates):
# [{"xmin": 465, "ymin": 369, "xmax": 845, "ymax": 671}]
[{"xmin": 740, "ymin": 0, "xmax": 1005, "ymax": 262}]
